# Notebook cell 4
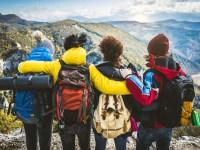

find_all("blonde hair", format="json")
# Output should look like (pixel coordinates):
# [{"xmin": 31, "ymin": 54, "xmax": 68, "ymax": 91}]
[{"xmin": 32, "ymin": 30, "xmax": 45, "ymax": 40}]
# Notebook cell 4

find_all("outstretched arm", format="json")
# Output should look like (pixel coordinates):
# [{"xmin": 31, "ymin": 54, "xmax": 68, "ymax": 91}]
[
  {"xmin": 126, "ymin": 72, "xmax": 159, "ymax": 106},
  {"xmin": 89, "ymin": 64, "xmax": 131, "ymax": 95},
  {"xmin": 18, "ymin": 60, "xmax": 60, "ymax": 84}
]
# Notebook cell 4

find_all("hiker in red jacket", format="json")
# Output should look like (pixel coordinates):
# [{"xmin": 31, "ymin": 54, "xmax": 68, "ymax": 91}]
[{"xmin": 120, "ymin": 34, "xmax": 192, "ymax": 150}]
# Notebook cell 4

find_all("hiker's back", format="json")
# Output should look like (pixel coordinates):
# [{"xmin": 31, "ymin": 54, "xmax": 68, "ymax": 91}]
[
  {"xmin": 139, "ymin": 57, "xmax": 195, "ymax": 128},
  {"xmin": 11, "ymin": 42, "xmax": 54, "ymax": 150},
  {"xmin": 92, "ymin": 60, "xmax": 133, "ymax": 150},
  {"xmin": 14, "ymin": 47, "xmax": 53, "ymax": 124},
  {"xmin": 55, "ymin": 60, "xmax": 94, "ymax": 125},
  {"xmin": 93, "ymin": 62, "xmax": 131, "ymax": 138},
  {"xmin": 141, "ymin": 67, "xmax": 195, "ymax": 128},
  {"xmin": 156, "ymin": 71, "xmax": 195, "ymax": 127}
]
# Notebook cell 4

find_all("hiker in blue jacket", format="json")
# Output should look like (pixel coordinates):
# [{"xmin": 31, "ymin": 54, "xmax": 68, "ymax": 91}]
[{"xmin": 21, "ymin": 33, "xmax": 54, "ymax": 150}]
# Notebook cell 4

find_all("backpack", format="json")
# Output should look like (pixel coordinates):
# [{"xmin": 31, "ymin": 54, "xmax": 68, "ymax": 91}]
[
  {"xmin": 54, "ymin": 60, "xmax": 94, "ymax": 124},
  {"xmin": 93, "ymin": 94, "xmax": 131, "ymax": 138},
  {"xmin": 13, "ymin": 88, "xmax": 52, "ymax": 124},
  {"xmin": 143, "ymin": 69, "xmax": 195, "ymax": 128},
  {"xmin": 12, "ymin": 74, "xmax": 53, "ymax": 124}
]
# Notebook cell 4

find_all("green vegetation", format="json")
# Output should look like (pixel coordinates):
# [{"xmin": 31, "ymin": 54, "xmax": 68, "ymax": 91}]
[
  {"xmin": 0, "ymin": 31, "xmax": 34, "ymax": 57},
  {"xmin": 0, "ymin": 110, "xmax": 22, "ymax": 133}
]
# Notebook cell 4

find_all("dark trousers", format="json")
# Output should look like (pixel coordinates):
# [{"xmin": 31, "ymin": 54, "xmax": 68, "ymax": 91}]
[
  {"xmin": 23, "ymin": 113, "xmax": 53, "ymax": 150},
  {"xmin": 136, "ymin": 124, "xmax": 172, "ymax": 150},
  {"xmin": 59, "ymin": 122, "xmax": 91, "ymax": 150},
  {"xmin": 94, "ymin": 131, "xmax": 128, "ymax": 150}
]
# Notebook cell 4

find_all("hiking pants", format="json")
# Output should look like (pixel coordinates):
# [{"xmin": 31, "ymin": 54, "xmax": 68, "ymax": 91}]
[
  {"xmin": 23, "ymin": 113, "xmax": 53, "ymax": 150},
  {"xmin": 59, "ymin": 122, "xmax": 91, "ymax": 150},
  {"xmin": 94, "ymin": 131, "xmax": 128, "ymax": 150},
  {"xmin": 136, "ymin": 124, "xmax": 172, "ymax": 150}
]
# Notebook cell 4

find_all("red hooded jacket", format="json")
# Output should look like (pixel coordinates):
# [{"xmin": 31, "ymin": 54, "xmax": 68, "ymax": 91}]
[{"xmin": 126, "ymin": 63, "xmax": 185, "ymax": 128}]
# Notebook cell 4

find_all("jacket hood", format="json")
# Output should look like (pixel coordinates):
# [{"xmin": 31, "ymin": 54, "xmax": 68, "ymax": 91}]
[
  {"xmin": 61, "ymin": 47, "xmax": 86, "ymax": 65},
  {"xmin": 153, "ymin": 63, "xmax": 185, "ymax": 80}
]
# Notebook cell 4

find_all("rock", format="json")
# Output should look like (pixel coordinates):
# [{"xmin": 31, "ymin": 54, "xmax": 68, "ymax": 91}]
[
  {"xmin": 173, "ymin": 126, "xmax": 200, "ymax": 138},
  {"xmin": 1, "ymin": 128, "xmax": 200, "ymax": 150},
  {"xmin": 3, "ymin": 48, "xmax": 27, "ymax": 76},
  {"xmin": 86, "ymin": 51, "xmax": 102, "ymax": 65},
  {"xmin": 0, "ymin": 129, "xmax": 25, "ymax": 150},
  {"xmin": 170, "ymin": 136, "xmax": 200, "ymax": 150},
  {"xmin": 193, "ymin": 96, "xmax": 200, "ymax": 109}
]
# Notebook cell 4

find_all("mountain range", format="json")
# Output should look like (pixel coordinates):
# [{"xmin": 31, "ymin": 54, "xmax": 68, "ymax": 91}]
[
  {"xmin": 0, "ymin": 13, "xmax": 200, "ymax": 75},
  {"xmin": 0, "ymin": 13, "xmax": 147, "ymax": 70},
  {"xmin": 110, "ymin": 20, "xmax": 200, "ymax": 74}
]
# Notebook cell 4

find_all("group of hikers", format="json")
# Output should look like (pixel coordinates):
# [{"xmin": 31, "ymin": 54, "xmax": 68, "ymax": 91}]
[{"xmin": 4, "ymin": 30, "xmax": 195, "ymax": 150}]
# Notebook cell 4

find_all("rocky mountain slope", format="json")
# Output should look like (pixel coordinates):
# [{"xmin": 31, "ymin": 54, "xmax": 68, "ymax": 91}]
[{"xmin": 0, "ymin": 16, "xmax": 147, "ymax": 69}]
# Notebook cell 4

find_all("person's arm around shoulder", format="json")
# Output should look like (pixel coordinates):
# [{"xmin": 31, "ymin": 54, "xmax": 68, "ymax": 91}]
[
  {"xmin": 18, "ymin": 60, "xmax": 60, "ymax": 84},
  {"xmin": 120, "ymin": 69, "xmax": 159, "ymax": 106},
  {"xmin": 89, "ymin": 64, "xmax": 130, "ymax": 95}
]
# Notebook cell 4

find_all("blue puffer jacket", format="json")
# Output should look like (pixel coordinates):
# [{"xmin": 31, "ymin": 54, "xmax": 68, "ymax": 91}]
[
  {"xmin": 14, "ymin": 47, "xmax": 53, "ymax": 124},
  {"xmin": 27, "ymin": 47, "xmax": 53, "ymax": 61}
]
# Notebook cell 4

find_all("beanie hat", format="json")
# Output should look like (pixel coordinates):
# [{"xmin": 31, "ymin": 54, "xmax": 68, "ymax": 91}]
[{"xmin": 147, "ymin": 34, "xmax": 169, "ymax": 56}]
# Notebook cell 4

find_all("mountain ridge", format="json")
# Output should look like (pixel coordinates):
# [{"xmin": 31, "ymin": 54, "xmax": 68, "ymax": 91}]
[{"xmin": 0, "ymin": 13, "xmax": 199, "ymax": 74}]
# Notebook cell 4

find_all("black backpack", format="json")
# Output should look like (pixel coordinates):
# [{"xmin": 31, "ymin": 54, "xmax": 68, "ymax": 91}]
[{"xmin": 143, "ymin": 69, "xmax": 195, "ymax": 128}]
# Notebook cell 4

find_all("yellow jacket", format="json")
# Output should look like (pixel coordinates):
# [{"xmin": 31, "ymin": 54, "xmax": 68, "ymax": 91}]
[{"xmin": 18, "ymin": 47, "xmax": 130, "ymax": 95}]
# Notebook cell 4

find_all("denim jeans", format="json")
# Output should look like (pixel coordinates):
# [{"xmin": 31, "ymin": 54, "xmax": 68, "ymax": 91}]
[
  {"xmin": 136, "ymin": 124, "xmax": 172, "ymax": 150},
  {"xmin": 94, "ymin": 131, "xmax": 128, "ymax": 150},
  {"xmin": 23, "ymin": 113, "xmax": 53, "ymax": 150},
  {"xmin": 59, "ymin": 122, "xmax": 91, "ymax": 150}
]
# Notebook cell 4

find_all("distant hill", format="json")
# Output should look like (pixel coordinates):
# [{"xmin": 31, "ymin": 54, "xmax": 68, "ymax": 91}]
[
  {"xmin": 0, "ymin": 13, "xmax": 47, "ymax": 27},
  {"xmin": 1, "ymin": 13, "xmax": 200, "ymax": 75},
  {"xmin": 0, "ymin": 14, "xmax": 147, "ymax": 69}
]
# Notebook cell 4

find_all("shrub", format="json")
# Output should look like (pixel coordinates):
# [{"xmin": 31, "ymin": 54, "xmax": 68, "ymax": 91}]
[{"xmin": 0, "ymin": 110, "xmax": 22, "ymax": 133}]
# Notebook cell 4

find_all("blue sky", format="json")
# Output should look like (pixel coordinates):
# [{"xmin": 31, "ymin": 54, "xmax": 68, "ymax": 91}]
[{"xmin": 1, "ymin": 0, "xmax": 200, "ymax": 22}]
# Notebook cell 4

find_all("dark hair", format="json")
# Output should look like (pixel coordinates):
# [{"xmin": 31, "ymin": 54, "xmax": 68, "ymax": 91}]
[
  {"xmin": 64, "ymin": 33, "xmax": 87, "ymax": 50},
  {"xmin": 99, "ymin": 36, "xmax": 123, "ymax": 66}
]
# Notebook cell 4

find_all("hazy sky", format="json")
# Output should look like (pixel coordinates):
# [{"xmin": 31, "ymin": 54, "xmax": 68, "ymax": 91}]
[{"xmin": 1, "ymin": 0, "xmax": 200, "ymax": 22}]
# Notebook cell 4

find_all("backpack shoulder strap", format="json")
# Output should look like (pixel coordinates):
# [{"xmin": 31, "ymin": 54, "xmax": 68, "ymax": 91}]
[{"xmin": 144, "ymin": 69, "xmax": 166, "ymax": 80}]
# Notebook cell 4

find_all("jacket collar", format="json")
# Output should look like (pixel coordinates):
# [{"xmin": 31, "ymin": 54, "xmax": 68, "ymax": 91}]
[
  {"xmin": 61, "ymin": 47, "xmax": 86, "ymax": 65},
  {"xmin": 153, "ymin": 63, "xmax": 185, "ymax": 80}
]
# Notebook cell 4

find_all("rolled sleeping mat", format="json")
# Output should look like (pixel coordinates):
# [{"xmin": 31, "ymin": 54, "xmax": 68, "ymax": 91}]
[
  {"xmin": 0, "ymin": 77, "xmax": 15, "ymax": 90},
  {"xmin": 0, "ymin": 74, "xmax": 53, "ymax": 90},
  {"xmin": 14, "ymin": 74, "xmax": 53, "ymax": 90}
]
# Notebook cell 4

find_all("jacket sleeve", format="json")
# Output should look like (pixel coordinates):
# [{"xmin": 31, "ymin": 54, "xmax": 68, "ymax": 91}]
[
  {"xmin": 126, "ymin": 72, "xmax": 159, "ymax": 106},
  {"xmin": 89, "ymin": 64, "xmax": 131, "ymax": 95},
  {"xmin": 18, "ymin": 60, "xmax": 60, "ymax": 84}
]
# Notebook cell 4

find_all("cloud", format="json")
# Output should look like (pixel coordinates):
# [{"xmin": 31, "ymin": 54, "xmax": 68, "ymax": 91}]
[
  {"xmin": 14, "ymin": 0, "xmax": 200, "ymax": 22},
  {"xmin": 111, "ymin": 0, "xmax": 200, "ymax": 22},
  {"xmin": 17, "ymin": 5, "xmax": 113, "ymax": 22},
  {"xmin": 126, "ymin": 0, "xmax": 200, "ymax": 14}
]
